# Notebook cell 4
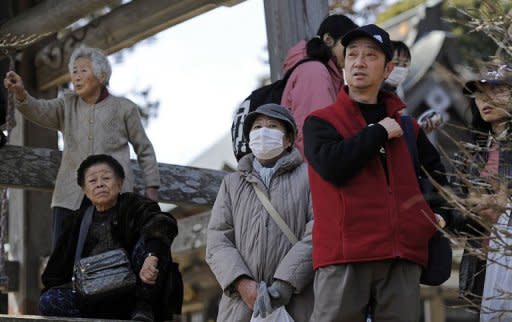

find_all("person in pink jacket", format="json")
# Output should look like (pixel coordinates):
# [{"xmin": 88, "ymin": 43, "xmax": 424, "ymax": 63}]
[{"xmin": 281, "ymin": 14, "xmax": 357, "ymax": 156}]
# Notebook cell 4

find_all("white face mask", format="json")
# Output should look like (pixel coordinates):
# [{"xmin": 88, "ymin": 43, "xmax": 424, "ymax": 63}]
[
  {"xmin": 249, "ymin": 127, "xmax": 285, "ymax": 160},
  {"xmin": 385, "ymin": 66, "xmax": 409, "ymax": 88}
]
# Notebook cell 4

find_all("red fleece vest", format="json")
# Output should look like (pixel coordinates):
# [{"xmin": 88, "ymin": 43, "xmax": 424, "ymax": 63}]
[{"xmin": 309, "ymin": 88, "xmax": 436, "ymax": 269}]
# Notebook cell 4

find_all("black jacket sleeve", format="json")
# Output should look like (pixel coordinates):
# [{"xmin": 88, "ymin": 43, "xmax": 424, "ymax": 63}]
[
  {"xmin": 303, "ymin": 115, "xmax": 388, "ymax": 186},
  {"xmin": 416, "ymin": 128, "xmax": 454, "ymax": 222},
  {"xmin": 116, "ymin": 193, "xmax": 178, "ymax": 258},
  {"xmin": 417, "ymin": 128, "xmax": 447, "ymax": 186}
]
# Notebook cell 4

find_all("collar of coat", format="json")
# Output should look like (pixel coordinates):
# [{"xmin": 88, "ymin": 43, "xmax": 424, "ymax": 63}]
[
  {"xmin": 335, "ymin": 85, "xmax": 406, "ymax": 125},
  {"xmin": 237, "ymin": 148, "xmax": 303, "ymax": 180}
]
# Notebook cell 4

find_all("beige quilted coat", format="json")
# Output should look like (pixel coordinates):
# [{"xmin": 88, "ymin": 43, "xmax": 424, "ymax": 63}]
[
  {"xmin": 15, "ymin": 92, "xmax": 160, "ymax": 210},
  {"xmin": 206, "ymin": 149, "xmax": 314, "ymax": 322}
]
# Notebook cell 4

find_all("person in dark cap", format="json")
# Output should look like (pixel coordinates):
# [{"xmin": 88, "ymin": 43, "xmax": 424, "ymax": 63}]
[
  {"xmin": 450, "ymin": 63, "xmax": 512, "ymax": 321},
  {"xmin": 303, "ymin": 24, "xmax": 448, "ymax": 321},
  {"xmin": 206, "ymin": 103, "xmax": 314, "ymax": 321}
]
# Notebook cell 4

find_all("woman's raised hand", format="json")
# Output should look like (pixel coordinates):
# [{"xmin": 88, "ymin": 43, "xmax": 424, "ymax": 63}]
[{"xmin": 3, "ymin": 71, "xmax": 27, "ymax": 102}]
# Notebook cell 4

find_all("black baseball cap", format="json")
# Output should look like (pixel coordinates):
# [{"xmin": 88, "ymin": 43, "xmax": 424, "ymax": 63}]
[{"xmin": 342, "ymin": 24, "xmax": 394, "ymax": 61}]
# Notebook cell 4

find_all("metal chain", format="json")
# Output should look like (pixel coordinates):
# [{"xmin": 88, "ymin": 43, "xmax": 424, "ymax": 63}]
[{"xmin": 0, "ymin": 50, "xmax": 16, "ymax": 290}]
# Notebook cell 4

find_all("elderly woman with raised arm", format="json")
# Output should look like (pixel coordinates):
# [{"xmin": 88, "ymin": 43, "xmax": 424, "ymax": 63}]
[{"xmin": 3, "ymin": 46, "xmax": 160, "ymax": 247}]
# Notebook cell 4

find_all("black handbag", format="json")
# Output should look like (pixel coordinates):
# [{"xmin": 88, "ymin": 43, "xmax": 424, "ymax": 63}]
[
  {"xmin": 402, "ymin": 115, "xmax": 453, "ymax": 286},
  {"xmin": 72, "ymin": 206, "xmax": 136, "ymax": 301}
]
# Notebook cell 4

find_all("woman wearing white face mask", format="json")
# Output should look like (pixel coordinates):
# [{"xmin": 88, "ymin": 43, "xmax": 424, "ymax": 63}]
[
  {"xmin": 383, "ymin": 40, "xmax": 411, "ymax": 96},
  {"xmin": 206, "ymin": 103, "xmax": 314, "ymax": 322},
  {"xmin": 383, "ymin": 40, "xmax": 443, "ymax": 135}
]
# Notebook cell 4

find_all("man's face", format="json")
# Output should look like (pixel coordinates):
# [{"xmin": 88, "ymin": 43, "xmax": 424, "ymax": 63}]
[{"xmin": 344, "ymin": 38, "xmax": 393, "ymax": 92}]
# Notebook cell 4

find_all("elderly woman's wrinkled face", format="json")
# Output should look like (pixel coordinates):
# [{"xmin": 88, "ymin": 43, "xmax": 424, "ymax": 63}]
[
  {"xmin": 82, "ymin": 163, "xmax": 122, "ymax": 211},
  {"xmin": 71, "ymin": 57, "xmax": 105, "ymax": 104}
]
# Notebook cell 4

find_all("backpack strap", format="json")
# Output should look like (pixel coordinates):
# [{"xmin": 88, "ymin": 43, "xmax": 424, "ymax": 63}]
[
  {"xmin": 401, "ymin": 115, "xmax": 433, "ymax": 197},
  {"xmin": 251, "ymin": 183, "xmax": 298, "ymax": 245},
  {"xmin": 401, "ymin": 115, "xmax": 420, "ymax": 176}
]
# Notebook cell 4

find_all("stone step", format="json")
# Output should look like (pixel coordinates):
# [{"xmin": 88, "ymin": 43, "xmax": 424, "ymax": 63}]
[{"xmin": 0, "ymin": 315, "xmax": 128, "ymax": 321}]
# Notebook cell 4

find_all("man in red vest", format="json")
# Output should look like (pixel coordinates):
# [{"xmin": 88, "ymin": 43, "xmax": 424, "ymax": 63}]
[{"xmin": 303, "ymin": 24, "xmax": 446, "ymax": 321}]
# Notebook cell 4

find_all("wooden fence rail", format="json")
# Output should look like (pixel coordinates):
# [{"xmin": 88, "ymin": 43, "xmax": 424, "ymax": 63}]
[{"xmin": 0, "ymin": 144, "xmax": 226, "ymax": 207}]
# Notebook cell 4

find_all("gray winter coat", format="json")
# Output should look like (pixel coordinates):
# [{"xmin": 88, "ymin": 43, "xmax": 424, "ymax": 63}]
[{"xmin": 206, "ymin": 149, "xmax": 314, "ymax": 322}]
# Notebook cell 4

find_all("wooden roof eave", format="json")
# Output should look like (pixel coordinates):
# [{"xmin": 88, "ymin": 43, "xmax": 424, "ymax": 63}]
[{"xmin": 31, "ymin": 0, "xmax": 243, "ymax": 91}]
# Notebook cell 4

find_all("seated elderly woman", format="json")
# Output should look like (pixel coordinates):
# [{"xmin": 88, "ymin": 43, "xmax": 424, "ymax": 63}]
[
  {"xmin": 206, "ymin": 103, "xmax": 314, "ymax": 321},
  {"xmin": 39, "ymin": 154, "xmax": 179, "ymax": 321},
  {"xmin": 3, "ymin": 46, "xmax": 160, "ymax": 248}
]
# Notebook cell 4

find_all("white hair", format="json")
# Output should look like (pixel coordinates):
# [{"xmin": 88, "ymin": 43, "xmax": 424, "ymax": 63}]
[{"xmin": 68, "ymin": 46, "xmax": 112, "ymax": 84}]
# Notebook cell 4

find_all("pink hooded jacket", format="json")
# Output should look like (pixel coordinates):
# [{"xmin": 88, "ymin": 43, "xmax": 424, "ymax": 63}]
[{"xmin": 280, "ymin": 40, "xmax": 343, "ymax": 156}]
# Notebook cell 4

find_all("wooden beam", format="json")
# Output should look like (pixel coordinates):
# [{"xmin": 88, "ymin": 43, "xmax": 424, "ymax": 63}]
[
  {"xmin": 34, "ymin": 0, "xmax": 244, "ymax": 91},
  {"xmin": 0, "ymin": 145, "xmax": 226, "ymax": 207},
  {"xmin": 0, "ymin": 1, "xmax": 118, "ymax": 50},
  {"xmin": 263, "ymin": 0, "xmax": 329, "ymax": 81}
]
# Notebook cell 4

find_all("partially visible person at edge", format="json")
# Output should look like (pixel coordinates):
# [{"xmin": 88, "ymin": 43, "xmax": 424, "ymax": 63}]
[
  {"xmin": 449, "ymin": 64, "xmax": 512, "ymax": 322},
  {"xmin": 3, "ymin": 46, "xmax": 160, "ymax": 248},
  {"xmin": 280, "ymin": 14, "xmax": 358, "ymax": 156},
  {"xmin": 382, "ymin": 40, "xmax": 411, "ymax": 98},
  {"xmin": 383, "ymin": 40, "xmax": 442, "ymax": 134},
  {"xmin": 206, "ymin": 103, "xmax": 314, "ymax": 321},
  {"xmin": 0, "ymin": 91, "xmax": 6, "ymax": 148},
  {"xmin": 303, "ymin": 24, "xmax": 448, "ymax": 322},
  {"xmin": 38, "ymin": 154, "xmax": 179, "ymax": 321}
]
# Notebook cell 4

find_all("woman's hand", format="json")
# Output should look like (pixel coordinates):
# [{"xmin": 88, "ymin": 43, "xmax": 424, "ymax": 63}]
[
  {"xmin": 145, "ymin": 187, "xmax": 159, "ymax": 202},
  {"xmin": 139, "ymin": 255, "xmax": 159, "ymax": 285},
  {"xmin": 467, "ymin": 190, "xmax": 507, "ymax": 223},
  {"xmin": 236, "ymin": 277, "xmax": 258, "ymax": 310},
  {"xmin": 480, "ymin": 208, "xmax": 501, "ymax": 223},
  {"xmin": 3, "ymin": 71, "xmax": 27, "ymax": 102}
]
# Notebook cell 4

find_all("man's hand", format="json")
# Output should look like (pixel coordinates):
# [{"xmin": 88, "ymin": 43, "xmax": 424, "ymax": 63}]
[
  {"xmin": 139, "ymin": 255, "xmax": 159, "ymax": 285},
  {"xmin": 3, "ymin": 71, "xmax": 27, "ymax": 102},
  {"xmin": 236, "ymin": 277, "xmax": 258, "ymax": 310},
  {"xmin": 378, "ymin": 117, "xmax": 403, "ymax": 139},
  {"xmin": 145, "ymin": 187, "xmax": 159, "ymax": 202}
]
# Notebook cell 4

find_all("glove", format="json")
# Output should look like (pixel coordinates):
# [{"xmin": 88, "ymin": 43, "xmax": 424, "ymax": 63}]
[
  {"xmin": 268, "ymin": 280, "xmax": 294, "ymax": 308},
  {"xmin": 253, "ymin": 282, "xmax": 273, "ymax": 318}
]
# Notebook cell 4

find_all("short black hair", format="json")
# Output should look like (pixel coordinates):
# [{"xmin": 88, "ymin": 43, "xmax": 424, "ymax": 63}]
[
  {"xmin": 306, "ymin": 14, "xmax": 358, "ymax": 64},
  {"xmin": 77, "ymin": 154, "xmax": 125, "ymax": 187},
  {"xmin": 391, "ymin": 40, "xmax": 411, "ymax": 60}
]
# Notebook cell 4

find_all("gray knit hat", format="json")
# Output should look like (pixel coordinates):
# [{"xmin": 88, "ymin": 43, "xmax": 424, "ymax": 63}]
[{"xmin": 243, "ymin": 103, "xmax": 297, "ymax": 144}]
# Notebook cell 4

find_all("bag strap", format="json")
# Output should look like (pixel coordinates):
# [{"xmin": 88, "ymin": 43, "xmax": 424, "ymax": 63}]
[
  {"xmin": 251, "ymin": 183, "xmax": 298, "ymax": 245},
  {"xmin": 401, "ymin": 115, "xmax": 421, "ymax": 177},
  {"xmin": 74, "ymin": 205, "xmax": 95, "ymax": 264}
]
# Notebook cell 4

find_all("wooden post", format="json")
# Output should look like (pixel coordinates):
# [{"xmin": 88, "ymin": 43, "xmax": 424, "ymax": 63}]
[
  {"xmin": 263, "ymin": 0, "xmax": 328, "ymax": 81},
  {"xmin": 7, "ymin": 43, "xmax": 57, "ymax": 314}
]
